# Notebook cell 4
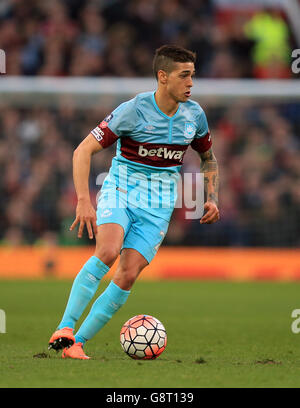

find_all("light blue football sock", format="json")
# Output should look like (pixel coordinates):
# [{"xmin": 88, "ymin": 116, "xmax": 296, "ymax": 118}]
[
  {"xmin": 74, "ymin": 280, "xmax": 130, "ymax": 345},
  {"xmin": 58, "ymin": 256, "xmax": 110, "ymax": 330}
]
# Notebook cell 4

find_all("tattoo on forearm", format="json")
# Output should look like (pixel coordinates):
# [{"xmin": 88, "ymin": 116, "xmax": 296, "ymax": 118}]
[{"xmin": 200, "ymin": 148, "xmax": 219, "ymax": 205}]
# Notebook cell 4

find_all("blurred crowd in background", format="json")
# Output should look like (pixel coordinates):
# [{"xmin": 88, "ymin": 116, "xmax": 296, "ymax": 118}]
[
  {"xmin": 0, "ymin": 0, "xmax": 296, "ymax": 79},
  {"xmin": 1, "ymin": 98, "xmax": 299, "ymax": 248},
  {"xmin": 0, "ymin": 0, "xmax": 299, "ymax": 248}
]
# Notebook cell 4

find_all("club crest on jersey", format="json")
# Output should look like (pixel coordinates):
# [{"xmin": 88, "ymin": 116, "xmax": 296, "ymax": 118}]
[{"xmin": 184, "ymin": 122, "xmax": 196, "ymax": 139}]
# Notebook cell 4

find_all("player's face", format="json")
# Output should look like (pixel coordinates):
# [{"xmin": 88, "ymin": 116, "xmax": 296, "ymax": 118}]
[{"xmin": 166, "ymin": 62, "xmax": 195, "ymax": 103}]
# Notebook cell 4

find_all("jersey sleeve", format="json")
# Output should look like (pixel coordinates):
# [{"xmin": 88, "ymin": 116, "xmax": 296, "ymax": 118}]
[
  {"xmin": 90, "ymin": 98, "xmax": 137, "ymax": 149},
  {"xmin": 190, "ymin": 109, "xmax": 212, "ymax": 153}
]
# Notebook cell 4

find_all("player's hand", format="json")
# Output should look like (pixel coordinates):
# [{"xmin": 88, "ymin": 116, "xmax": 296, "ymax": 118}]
[
  {"xmin": 200, "ymin": 201, "xmax": 220, "ymax": 224},
  {"xmin": 69, "ymin": 198, "xmax": 98, "ymax": 239}
]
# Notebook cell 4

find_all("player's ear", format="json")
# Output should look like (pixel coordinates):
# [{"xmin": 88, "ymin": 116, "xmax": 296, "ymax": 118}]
[{"xmin": 157, "ymin": 69, "xmax": 168, "ymax": 85}]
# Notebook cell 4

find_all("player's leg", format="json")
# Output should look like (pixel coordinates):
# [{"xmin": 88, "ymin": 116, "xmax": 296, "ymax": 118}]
[
  {"xmin": 71, "ymin": 248, "xmax": 148, "ymax": 348},
  {"xmin": 68, "ymin": 211, "xmax": 168, "ymax": 356},
  {"xmin": 112, "ymin": 248, "xmax": 149, "ymax": 290},
  {"xmin": 63, "ymin": 209, "xmax": 169, "ymax": 358},
  {"xmin": 57, "ymin": 223, "xmax": 124, "ymax": 328},
  {"xmin": 48, "ymin": 223, "xmax": 124, "ymax": 351}
]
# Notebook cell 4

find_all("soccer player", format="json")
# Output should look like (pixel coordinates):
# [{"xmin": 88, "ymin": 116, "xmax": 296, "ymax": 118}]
[{"xmin": 48, "ymin": 45, "xmax": 220, "ymax": 359}]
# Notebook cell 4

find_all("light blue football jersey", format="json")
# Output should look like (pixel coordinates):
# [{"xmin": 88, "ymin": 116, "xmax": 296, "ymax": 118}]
[{"xmin": 91, "ymin": 91, "xmax": 211, "ymax": 221}]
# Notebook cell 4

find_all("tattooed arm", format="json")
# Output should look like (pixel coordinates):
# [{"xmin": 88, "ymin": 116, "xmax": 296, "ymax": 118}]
[{"xmin": 198, "ymin": 147, "xmax": 220, "ymax": 224}]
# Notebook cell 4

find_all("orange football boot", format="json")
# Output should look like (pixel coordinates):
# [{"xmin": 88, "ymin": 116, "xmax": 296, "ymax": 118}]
[
  {"xmin": 62, "ymin": 342, "xmax": 90, "ymax": 360},
  {"xmin": 48, "ymin": 327, "xmax": 75, "ymax": 351}
]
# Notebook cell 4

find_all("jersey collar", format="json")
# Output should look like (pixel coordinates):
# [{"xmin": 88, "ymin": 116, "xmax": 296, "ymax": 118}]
[{"xmin": 152, "ymin": 91, "xmax": 181, "ymax": 120}]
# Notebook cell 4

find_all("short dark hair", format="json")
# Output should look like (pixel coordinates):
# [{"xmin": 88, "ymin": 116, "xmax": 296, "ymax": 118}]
[{"xmin": 153, "ymin": 44, "xmax": 196, "ymax": 79}]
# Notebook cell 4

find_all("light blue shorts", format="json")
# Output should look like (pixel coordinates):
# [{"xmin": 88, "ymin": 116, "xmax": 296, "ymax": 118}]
[{"xmin": 96, "ymin": 190, "xmax": 170, "ymax": 264}]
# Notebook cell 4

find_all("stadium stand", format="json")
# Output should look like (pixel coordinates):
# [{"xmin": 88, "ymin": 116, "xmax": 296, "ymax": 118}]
[
  {"xmin": 0, "ymin": 99, "xmax": 299, "ymax": 247},
  {"xmin": 0, "ymin": 0, "xmax": 297, "ymax": 78},
  {"xmin": 0, "ymin": 0, "xmax": 299, "ymax": 248}
]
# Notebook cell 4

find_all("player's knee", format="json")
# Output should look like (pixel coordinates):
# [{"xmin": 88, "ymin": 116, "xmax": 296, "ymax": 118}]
[
  {"xmin": 123, "ymin": 272, "xmax": 138, "ymax": 289},
  {"xmin": 113, "ymin": 268, "xmax": 136, "ymax": 290},
  {"xmin": 117, "ymin": 265, "xmax": 144, "ymax": 290},
  {"xmin": 94, "ymin": 246, "xmax": 119, "ymax": 267}
]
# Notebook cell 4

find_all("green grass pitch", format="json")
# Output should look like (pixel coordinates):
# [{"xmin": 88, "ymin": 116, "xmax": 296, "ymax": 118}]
[{"xmin": 0, "ymin": 279, "xmax": 300, "ymax": 388}]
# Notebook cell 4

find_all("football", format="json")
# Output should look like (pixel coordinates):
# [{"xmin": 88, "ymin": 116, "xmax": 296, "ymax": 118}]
[{"xmin": 120, "ymin": 315, "xmax": 167, "ymax": 360}]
